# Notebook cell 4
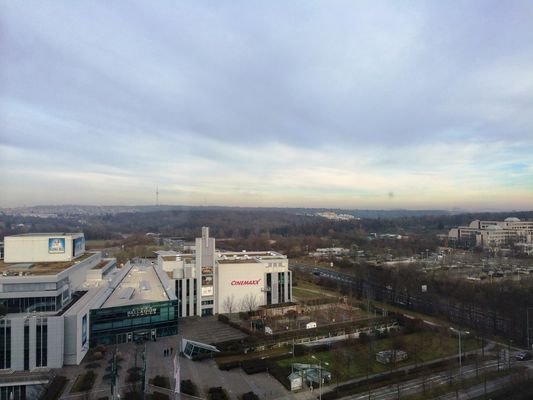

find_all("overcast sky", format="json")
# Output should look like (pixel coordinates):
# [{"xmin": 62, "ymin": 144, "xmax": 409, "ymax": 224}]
[{"xmin": 1, "ymin": 1, "xmax": 532, "ymax": 210}]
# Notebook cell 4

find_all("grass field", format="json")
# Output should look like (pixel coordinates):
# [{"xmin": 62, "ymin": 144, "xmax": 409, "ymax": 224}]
[
  {"xmin": 85, "ymin": 239, "xmax": 112, "ymax": 249},
  {"xmin": 292, "ymin": 287, "xmax": 326, "ymax": 300},
  {"xmin": 277, "ymin": 331, "xmax": 480, "ymax": 382}
]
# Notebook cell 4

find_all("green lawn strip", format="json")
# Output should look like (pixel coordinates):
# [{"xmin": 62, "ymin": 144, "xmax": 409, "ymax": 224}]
[
  {"xmin": 276, "ymin": 332, "xmax": 481, "ymax": 383},
  {"xmin": 70, "ymin": 370, "xmax": 97, "ymax": 393},
  {"xmin": 292, "ymin": 287, "xmax": 327, "ymax": 300},
  {"xmin": 296, "ymin": 280, "xmax": 339, "ymax": 293},
  {"xmin": 85, "ymin": 240, "xmax": 111, "ymax": 248}
]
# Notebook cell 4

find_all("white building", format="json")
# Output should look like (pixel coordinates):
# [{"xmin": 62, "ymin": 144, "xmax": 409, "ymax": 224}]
[
  {"xmin": 4, "ymin": 233, "xmax": 85, "ymax": 263},
  {"xmin": 310, "ymin": 247, "xmax": 350, "ymax": 258},
  {"xmin": 448, "ymin": 217, "xmax": 533, "ymax": 248},
  {"xmin": 158, "ymin": 227, "xmax": 292, "ymax": 317},
  {"xmin": 0, "ymin": 233, "xmax": 176, "ymax": 399}
]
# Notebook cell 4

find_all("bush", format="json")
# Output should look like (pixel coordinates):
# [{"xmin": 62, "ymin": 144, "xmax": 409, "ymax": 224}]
[
  {"xmin": 181, "ymin": 379, "xmax": 199, "ymax": 396},
  {"xmin": 218, "ymin": 361, "xmax": 240, "ymax": 371},
  {"xmin": 242, "ymin": 392, "xmax": 260, "ymax": 400},
  {"xmin": 71, "ymin": 370, "xmax": 96, "ymax": 392},
  {"xmin": 40, "ymin": 375, "xmax": 67, "ymax": 400},
  {"xmin": 218, "ymin": 314, "xmax": 230, "ymax": 323},
  {"xmin": 241, "ymin": 360, "xmax": 267, "ymax": 374},
  {"xmin": 90, "ymin": 351, "xmax": 104, "ymax": 361},
  {"xmin": 150, "ymin": 375, "xmax": 170, "ymax": 389},
  {"xmin": 208, "ymin": 387, "xmax": 228, "ymax": 400},
  {"xmin": 85, "ymin": 362, "xmax": 101, "ymax": 369},
  {"xmin": 127, "ymin": 372, "xmax": 142, "ymax": 383},
  {"xmin": 94, "ymin": 344, "xmax": 107, "ymax": 354},
  {"xmin": 151, "ymin": 393, "xmax": 170, "ymax": 400},
  {"xmin": 123, "ymin": 392, "xmax": 143, "ymax": 400}
]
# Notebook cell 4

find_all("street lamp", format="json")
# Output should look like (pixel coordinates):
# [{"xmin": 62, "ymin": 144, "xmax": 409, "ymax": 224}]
[
  {"xmin": 311, "ymin": 355, "xmax": 329, "ymax": 400},
  {"xmin": 527, "ymin": 307, "xmax": 533, "ymax": 350},
  {"xmin": 450, "ymin": 327, "xmax": 470, "ymax": 376}
]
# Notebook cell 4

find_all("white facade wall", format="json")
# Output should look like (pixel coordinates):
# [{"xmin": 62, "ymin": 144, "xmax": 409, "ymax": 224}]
[
  {"xmin": 4, "ymin": 234, "xmax": 84, "ymax": 263},
  {"xmin": 6, "ymin": 316, "xmax": 64, "ymax": 371},
  {"xmin": 59, "ymin": 252, "xmax": 102, "ymax": 291},
  {"xmin": 47, "ymin": 317, "xmax": 65, "ymax": 368},
  {"xmin": 216, "ymin": 262, "xmax": 266, "ymax": 313},
  {"xmin": 63, "ymin": 285, "xmax": 108, "ymax": 365}
]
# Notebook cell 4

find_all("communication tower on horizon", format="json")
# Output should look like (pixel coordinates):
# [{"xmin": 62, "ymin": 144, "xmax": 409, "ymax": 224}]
[{"xmin": 156, "ymin": 186, "xmax": 159, "ymax": 207}]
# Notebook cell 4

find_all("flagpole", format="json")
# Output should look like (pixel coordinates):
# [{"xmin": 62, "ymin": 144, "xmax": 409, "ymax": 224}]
[{"xmin": 174, "ymin": 340, "xmax": 181, "ymax": 400}]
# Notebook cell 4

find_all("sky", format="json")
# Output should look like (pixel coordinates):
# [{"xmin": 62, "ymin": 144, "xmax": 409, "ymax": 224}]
[{"xmin": 1, "ymin": 1, "xmax": 532, "ymax": 210}]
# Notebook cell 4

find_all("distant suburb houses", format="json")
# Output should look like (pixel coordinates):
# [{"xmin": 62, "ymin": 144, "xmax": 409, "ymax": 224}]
[{"xmin": 448, "ymin": 217, "xmax": 533, "ymax": 250}]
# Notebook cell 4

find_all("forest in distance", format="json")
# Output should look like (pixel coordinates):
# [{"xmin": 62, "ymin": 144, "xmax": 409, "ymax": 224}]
[{"xmin": 1, "ymin": 206, "xmax": 532, "ymax": 244}]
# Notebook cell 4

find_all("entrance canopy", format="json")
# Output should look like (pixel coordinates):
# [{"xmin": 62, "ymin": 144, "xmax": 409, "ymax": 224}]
[{"xmin": 182, "ymin": 338, "xmax": 220, "ymax": 360}]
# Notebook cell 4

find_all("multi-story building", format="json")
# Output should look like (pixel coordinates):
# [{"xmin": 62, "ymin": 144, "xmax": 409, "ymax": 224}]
[
  {"xmin": 158, "ymin": 227, "xmax": 292, "ymax": 317},
  {"xmin": 0, "ymin": 233, "xmax": 177, "ymax": 399},
  {"xmin": 448, "ymin": 217, "xmax": 533, "ymax": 248}
]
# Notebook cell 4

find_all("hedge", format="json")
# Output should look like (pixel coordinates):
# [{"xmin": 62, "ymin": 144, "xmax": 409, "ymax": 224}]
[{"xmin": 40, "ymin": 375, "xmax": 67, "ymax": 400}]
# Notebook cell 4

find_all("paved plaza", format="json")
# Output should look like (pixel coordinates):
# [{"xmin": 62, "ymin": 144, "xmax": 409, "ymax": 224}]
[{"xmin": 54, "ymin": 317, "xmax": 319, "ymax": 400}]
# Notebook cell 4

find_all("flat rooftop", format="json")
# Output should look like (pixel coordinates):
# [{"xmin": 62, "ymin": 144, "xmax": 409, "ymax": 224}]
[
  {"xmin": 6, "ymin": 232, "xmax": 82, "ymax": 237},
  {"xmin": 0, "ymin": 252, "xmax": 93, "ymax": 276},
  {"xmin": 102, "ymin": 264, "xmax": 169, "ymax": 308},
  {"xmin": 218, "ymin": 258, "xmax": 261, "ymax": 264}
]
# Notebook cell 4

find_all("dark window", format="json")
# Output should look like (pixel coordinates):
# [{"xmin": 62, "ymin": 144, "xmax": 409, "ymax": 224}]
[
  {"xmin": 0, "ymin": 322, "xmax": 11, "ymax": 369},
  {"xmin": 36, "ymin": 323, "xmax": 48, "ymax": 367},
  {"xmin": 24, "ymin": 325, "xmax": 29, "ymax": 370},
  {"xmin": 266, "ymin": 273, "xmax": 272, "ymax": 304}
]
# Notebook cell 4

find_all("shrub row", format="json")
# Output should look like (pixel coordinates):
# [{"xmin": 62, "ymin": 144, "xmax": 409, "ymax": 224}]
[
  {"xmin": 71, "ymin": 370, "xmax": 96, "ymax": 393},
  {"xmin": 241, "ymin": 359, "xmax": 268, "ymax": 375},
  {"xmin": 242, "ymin": 392, "xmax": 260, "ymax": 400},
  {"xmin": 208, "ymin": 386, "xmax": 229, "ymax": 400},
  {"xmin": 181, "ymin": 379, "xmax": 199, "ymax": 396},
  {"xmin": 40, "ymin": 375, "xmax": 67, "ymax": 400}
]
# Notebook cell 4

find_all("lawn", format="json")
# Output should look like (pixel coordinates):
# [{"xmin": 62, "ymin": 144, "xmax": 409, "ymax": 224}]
[
  {"xmin": 292, "ymin": 287, "xmax": 324, "ymax": 300},
  {"xmin": 277, "ymin": 331, "xmax": 480, "ymax": 382}
]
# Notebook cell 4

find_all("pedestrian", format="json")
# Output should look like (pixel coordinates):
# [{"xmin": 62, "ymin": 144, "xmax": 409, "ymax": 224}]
[{"xmin": 171, "ymin": 347, "xmax": 174, "ymax": 354}]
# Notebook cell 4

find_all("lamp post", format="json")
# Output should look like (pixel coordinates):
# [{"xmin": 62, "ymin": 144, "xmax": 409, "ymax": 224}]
[
  {"xmin": 450, "ymin": 327, "xmax": 469, "ymax": 377},
  {"xmin": 311, "ymin": 355, "xmax": 329, "ymax": 400},
  {"xmin": 526, "ymin": 307, "xmax": 533, "ymax": 351}
]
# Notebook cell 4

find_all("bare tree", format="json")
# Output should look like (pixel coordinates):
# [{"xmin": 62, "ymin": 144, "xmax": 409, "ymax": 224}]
[
  {"xmin": 241, "ymin": 293, "xmax": 259, "ymax": 313},
  {"xmin": 222, "ymin": 294, "xmax": 236, "ymax": 314}
]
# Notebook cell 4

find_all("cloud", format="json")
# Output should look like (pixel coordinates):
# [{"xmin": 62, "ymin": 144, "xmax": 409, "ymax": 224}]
[{"xmin": 0, "ymin": 1, "xmax": 532, "ymax": 209}]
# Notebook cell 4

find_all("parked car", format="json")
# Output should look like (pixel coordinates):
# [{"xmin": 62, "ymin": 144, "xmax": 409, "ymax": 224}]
[{"xmin": 515, "ymin": 351, "xmax": 532, "ymax": 361}]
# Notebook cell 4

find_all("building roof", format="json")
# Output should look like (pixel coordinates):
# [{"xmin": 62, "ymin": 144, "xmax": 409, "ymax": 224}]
[
  {"xmin": 6, "ymin": 232, "xmax": 83, "ymax": 237},
  {"xmin": 0, "ymin": 252, "xmax": 94, "ymax": 276},
  {"xmin": 102, "ymin": 264, "xmax": 170, "ymax": 308}
]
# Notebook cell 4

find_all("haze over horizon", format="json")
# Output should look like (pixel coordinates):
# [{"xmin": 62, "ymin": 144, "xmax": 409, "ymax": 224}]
[{"xmin": 1, "ymin": 1, "xmax": 532, "ymax": 210}]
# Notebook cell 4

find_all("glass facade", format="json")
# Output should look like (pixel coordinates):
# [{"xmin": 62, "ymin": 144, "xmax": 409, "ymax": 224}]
[
  {"xmin": 90, "ymin": 300, "xmax": 178, "ymax": 346},
  {"xmin": 0, "ymin": 385, "xmax": 26, "ymax": 400},
  {"xmin": 0, "ymin": 320, "xmax": 10, "ymax": 369},
  {"xmin": 36, "ymin": 324, "xmax": 47, "ymax": 367},
  {"xmin": 1, "ymin": 295, "xmax": 62, "ymax": 313}
]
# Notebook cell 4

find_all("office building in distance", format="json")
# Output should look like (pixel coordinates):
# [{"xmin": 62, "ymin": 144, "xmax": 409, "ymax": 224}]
[{"xmin": 448, "ymin": 217, "xmax": 533, "ymax": 248}]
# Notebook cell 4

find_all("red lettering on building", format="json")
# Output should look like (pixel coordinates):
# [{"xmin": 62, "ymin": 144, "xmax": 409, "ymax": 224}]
[{"xmin": 231, "ymin": 279, "xmax": 261, "ymax": 286}]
